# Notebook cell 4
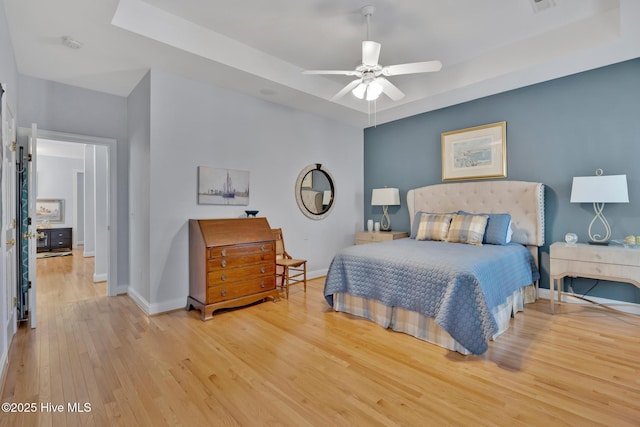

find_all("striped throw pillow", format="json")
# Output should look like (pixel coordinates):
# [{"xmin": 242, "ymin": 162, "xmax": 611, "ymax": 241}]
[
  {"xmin": 446, "ymin": 214, "xmax": 489, "ymax": 245},
  {"xmin": 415, "ymin": 213, "xmax": 453, "ymax": 241}
]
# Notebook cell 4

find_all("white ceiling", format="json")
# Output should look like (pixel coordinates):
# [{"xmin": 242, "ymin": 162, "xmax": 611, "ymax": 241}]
[{"xmin": 4, "ymin": 0, "xmax": 639, "ymax": 128}]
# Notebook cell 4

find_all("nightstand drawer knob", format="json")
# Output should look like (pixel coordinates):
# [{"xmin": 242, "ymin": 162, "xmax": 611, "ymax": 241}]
[
  {"xmin": 261, "ymin": 244, "xmax": 266, "ymax": 252},
  {"xmin": 260, "ymin": 267, "xmax": 266, "ymax": 273},
  {"xmin": 260, "ymin": 281, "xmax": 265, "ymax": 288},
  {"xmin": 221, "ymin": 249, "xmax": 227, "ymax": 257},
  {"xmin": 221, "ymin": 260, "xmax": 227, "ymax": 268},
  {"xmin": 220, "ymin": 274, "xmax": 227, "ymax": 281},
  {"xmin": 221, "ymin": 289, "xmax": 227, "ymax": 297}
]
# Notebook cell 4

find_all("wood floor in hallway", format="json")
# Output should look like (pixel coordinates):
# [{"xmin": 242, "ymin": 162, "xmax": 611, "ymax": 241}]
[{"xmin": 1, "ymin": 249, "xmax": 640, "ymax": 426}]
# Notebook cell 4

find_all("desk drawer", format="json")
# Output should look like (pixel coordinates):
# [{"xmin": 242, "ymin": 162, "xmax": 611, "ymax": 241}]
[
  {"xmin": 207, "ymin": 252, "xmax": 274, "ymax": 270},
  {"xmin": 207, "ymin": 262, "xmax": 275, "ymax": 285},
  {"xmin": 207, "ymin": 276, "xmax": 276, "ymax": 304}
]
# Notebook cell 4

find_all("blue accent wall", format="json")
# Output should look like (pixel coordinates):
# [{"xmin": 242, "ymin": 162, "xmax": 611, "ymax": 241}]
[{"xmin": 364, "ymin": 58, "xmax": 640, "ymax": 302}]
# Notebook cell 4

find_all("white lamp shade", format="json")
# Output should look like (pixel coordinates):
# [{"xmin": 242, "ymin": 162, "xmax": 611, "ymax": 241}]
[
  {"xmin": 371, "ymin": 188, "xmax": 400, "ymax": 206},
  {"xmin": 570, "ymin": 174, "xmax": 629, "ymax": 203},
  {"xmin": 322, "ymin": 190, "xmax": 332, "ymax": 205}
]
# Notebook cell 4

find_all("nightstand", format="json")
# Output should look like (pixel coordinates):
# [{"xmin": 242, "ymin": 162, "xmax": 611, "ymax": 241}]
[
  {"xmin": 549, "ymin": 242, "xmax": 640, "ymax": 313},
  {"xmin": 355, "ymin": 230, "xmax": 409, "ymax": 245}
]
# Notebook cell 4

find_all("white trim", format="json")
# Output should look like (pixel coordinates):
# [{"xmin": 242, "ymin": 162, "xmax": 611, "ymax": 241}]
[
  {"xmin": 93, "ymin": 273, "xmax": 108, "ymax": 283},
  {"xmin": 83, "ymin": 250, "xmax": 95, "ymax": 257},
  {"xmin": 538, "ymin": 288, "xmax": 640, "ymax": 315},
  {"xmin": 126, "ymin": 286, "xmax": 150, "ymax": 314},
  {"xmin": 117, "ymin": 284, "xmax": 129, "ymax": 295},
  {"xmin": 72, "ymin": 169, "xmax": 83, "ymax": 248}
]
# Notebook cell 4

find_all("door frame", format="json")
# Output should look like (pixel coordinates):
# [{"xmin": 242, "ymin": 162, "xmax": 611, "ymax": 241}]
[{"xmin": 19, "ymin": 127, "xmax": 118, "ymax": 297}]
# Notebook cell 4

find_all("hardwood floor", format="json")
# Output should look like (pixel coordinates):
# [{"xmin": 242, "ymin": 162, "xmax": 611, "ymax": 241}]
[{"xmin": 2, "ymin": 250, "xmax": 640, "ymax": 426}]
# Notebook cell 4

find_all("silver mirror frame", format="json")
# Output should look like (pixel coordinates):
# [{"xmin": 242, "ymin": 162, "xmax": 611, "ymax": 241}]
[{"xmin": 295, "ymin": 164, "xmax": 336, "ymax": 220}]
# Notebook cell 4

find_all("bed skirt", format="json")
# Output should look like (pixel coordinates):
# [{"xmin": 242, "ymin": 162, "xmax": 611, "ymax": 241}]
[{"xmin": 331, "ymin": 284, "xmax": 536, "ymax": 355}]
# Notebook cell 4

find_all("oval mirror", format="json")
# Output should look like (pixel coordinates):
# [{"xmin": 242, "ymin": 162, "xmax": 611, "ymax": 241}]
[{"xmin": 295, "ymin": 164, "xmax": 336, "ymax": 220}]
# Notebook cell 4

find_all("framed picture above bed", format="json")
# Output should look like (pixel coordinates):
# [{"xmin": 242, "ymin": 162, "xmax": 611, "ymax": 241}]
[{"xmin": 441, "ymin": 121, "xmax": 507, "ymax": 181}]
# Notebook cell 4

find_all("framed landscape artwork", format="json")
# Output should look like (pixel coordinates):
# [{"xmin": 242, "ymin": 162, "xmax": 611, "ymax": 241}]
[
  {"xmin": 441, "ymin": 121, "xmax": 507, "ymax": 181},
  {"xmin": 36, "ymin": 199, "xmax": 64, "ymax": 223},
  {"xmin": 197, "ymin": 166, "xmax": 250, "ymax": 205}
]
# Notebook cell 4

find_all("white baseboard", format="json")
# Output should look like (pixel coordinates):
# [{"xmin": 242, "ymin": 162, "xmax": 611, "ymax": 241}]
[
  {"xmin": 83, "ymin": 250, "xmax": 95, "ymax": 257},
  {"xmin": 93, "ymin": 273, "xmax": 107, "ymax": 283},
  {"xmin": 126, "ymin": 286, "xmax": 150, "ymax": 314},
  {"xmin": 307, "ymin": 268, "xmax": 328, "ymax": 280},
  {"xmin": 116, "ymin": 284, "xmax": 129, "ymax": 295},
  {"xmin": 126, "ymin": 286, "xmax": 185, "ymax": 315},
  {"xmin": 124, "ymin": 270, "xmax": 329, "ymax": 317},
  {"xmin": 538, "ymin": 288, "xmax": 640, "ymax": 315}
]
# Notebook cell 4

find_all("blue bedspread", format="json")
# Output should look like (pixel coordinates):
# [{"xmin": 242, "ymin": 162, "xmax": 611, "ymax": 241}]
[{"xmin": 324, "ymin": 239, "xmax": 539, "ymax": 355}]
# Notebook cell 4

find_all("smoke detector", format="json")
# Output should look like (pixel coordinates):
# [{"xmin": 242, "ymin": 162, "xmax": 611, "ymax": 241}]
[
  {"xmin": 62, "ymin": 36, "xmax": 83, "ymax": 49},
  {"xmin": 530, "ymin": 0, "xmax": 556, "ymax": 13}
]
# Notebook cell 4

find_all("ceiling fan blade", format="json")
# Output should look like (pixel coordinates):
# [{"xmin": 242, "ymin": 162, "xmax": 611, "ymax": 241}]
[
  {"xmin": 330, "ymin": 79, "xmax": 362, "ymax": 101},
  {"xmin": 381, "ymin": 60, "xmax": 442, "ymax": 76},
  {"xmin": 362, "ymin": 41, "xmax": 381, "ymax": 66},
  {"xmin": 376, "ymin": 77, "xmax": 405, "ymax": 101},
  {"xmin": 303, "ymin": 69, "xmax": 361, "ymax": 76}
]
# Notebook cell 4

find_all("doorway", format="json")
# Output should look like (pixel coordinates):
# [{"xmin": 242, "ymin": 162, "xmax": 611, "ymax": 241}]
[
  {"xmin": 36, "ymin": 139, "xmax": 107, "ymax": 285},
  {"xmin": 17, "ymin": 127, "xmax": 119, "ymax": 331}
]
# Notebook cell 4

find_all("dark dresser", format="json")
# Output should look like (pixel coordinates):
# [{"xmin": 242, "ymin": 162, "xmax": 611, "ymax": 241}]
[{"xmin": 37, "ymin": 227, "xmax": 73, "ymax": 252}]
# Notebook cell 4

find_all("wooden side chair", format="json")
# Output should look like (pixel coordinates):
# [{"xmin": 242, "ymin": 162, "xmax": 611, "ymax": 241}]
[{"xmin": 272, "ymin": 228, "xmax": 307, "ymax": 299}]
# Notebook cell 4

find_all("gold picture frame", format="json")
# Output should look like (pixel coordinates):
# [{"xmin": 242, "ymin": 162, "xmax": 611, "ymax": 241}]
[{"xmin": 441, "ymin": 121, "xmax": 507, "ymax": 181}]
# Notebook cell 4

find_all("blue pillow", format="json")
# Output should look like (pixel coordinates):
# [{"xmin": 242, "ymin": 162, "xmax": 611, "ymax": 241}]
[
  {"xmin": 410, "ymin": 211, "xmax": 424, "ymax": 238},
  {"xmin": 458, "ymin": 211, "xmax": 512, "ymax": 245}
]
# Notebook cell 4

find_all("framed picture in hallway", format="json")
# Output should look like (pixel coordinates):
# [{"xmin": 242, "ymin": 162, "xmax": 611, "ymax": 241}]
[
  {"xmin": 441, "ymin": 121, "xmax": 507, "ymax": 181},
  {"xmin": 36, "ymin": 199, "xmax": 64, "ymax": 223}
]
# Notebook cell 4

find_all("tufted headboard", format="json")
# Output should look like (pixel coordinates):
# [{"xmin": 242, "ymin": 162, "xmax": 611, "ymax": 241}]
[{"xmin": 407, "ymin": 181, "xmax": 545, "ymax": 247}]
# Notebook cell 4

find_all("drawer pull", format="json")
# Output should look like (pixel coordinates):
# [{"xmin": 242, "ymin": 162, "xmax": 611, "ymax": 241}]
[
  {"xmin": 221, "ymin": 289, "xmax": 227, "ymax": 297},
  {"xmin": 260, "ymin": 281, "xmax": 265, "ymax": 288},
  {"xmin": 221, "ymin": 260, "xmax": 227, "ymax": 268},
  {"xmin": 260, "ymin": 267, "xmax": 266, "ymax": 274},
  {"xmin": 261, "ymin": 244, "xmax": 266, "ymax": 252},
  {"xmin": 221, "ymin": 249, "xmax": 227, "ymax": 257},
  {"xmin": 221, "ymin": 274, "xmax": 227, "ymax": 281}
]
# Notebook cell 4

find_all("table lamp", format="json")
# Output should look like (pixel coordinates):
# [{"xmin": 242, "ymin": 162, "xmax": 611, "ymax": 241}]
[
  {"xmin": 371, "ymin": 187, "xmax": 400, "ymax": 231},
  {"xmin": 570, "ymin": 169, "xmax": 629, "ymax": 244}
]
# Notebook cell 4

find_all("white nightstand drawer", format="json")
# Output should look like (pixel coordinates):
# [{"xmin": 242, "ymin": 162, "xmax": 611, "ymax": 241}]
[
  {"xmin": 550, "ymin": 258, "xmax": 640, "ymax": 281},
  {"xmin": 551, "ymin": 243, "xmax": 640, "ymax": 266}
]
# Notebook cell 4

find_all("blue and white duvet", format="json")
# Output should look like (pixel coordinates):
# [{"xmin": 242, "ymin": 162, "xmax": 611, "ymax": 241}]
[{"xmin": 324, "ymin": 239, "xmax": 539, "ymax": 355}]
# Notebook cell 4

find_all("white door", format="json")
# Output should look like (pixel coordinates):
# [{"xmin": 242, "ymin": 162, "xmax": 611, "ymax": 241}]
[
  {"xmin": 1, "ymin": 86, "xmax": 17, "ymax": 335},
  {"xmin": 26, "ymin": 124, "xmax": 37, "ymax": 328}
]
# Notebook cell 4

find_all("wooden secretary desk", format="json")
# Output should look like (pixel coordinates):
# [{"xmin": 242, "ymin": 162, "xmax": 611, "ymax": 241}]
[{"xmin": 187, "ymin": 217, "xmax": 279, "ymax": 320}]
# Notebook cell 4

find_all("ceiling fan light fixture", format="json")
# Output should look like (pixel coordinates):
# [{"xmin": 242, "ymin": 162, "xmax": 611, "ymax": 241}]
[
  {"xmin": 352, "ymin": 83, "xmax": 367, "ymax": 99},
  {"xmin": 366, "ymin": 80, "xmax": 383, "ymax": 101}
]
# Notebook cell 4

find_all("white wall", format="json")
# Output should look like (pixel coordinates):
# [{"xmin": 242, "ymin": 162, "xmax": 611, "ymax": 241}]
[
  {"xmin": 127, "ymin": 72, "xmax": 151, "ymax": 304},
  {"xmin": 93, "ymin": 145, "xmax": 108, "ymax": 282},
  {"xmin": 129, "ymin": 68, "xmax": 363, "ymax": 313},
  {"xmin": 36, "ymin": 154, "xmax": 83, "ymax": 229},
  {"xmin": 83, "ymin": 145, "xmax": 95, "ymax": 256}
]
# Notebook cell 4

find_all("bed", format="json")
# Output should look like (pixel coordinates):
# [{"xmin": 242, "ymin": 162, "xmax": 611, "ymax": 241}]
[{"xmin": 324, "ymin": 180, "xmax": 545, "ymax": 355}]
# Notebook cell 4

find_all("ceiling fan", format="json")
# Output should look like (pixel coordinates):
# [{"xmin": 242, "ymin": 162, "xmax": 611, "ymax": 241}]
[{"xmin": 303, "ymin": 5, "xmax": 442, "ymax": 102}]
